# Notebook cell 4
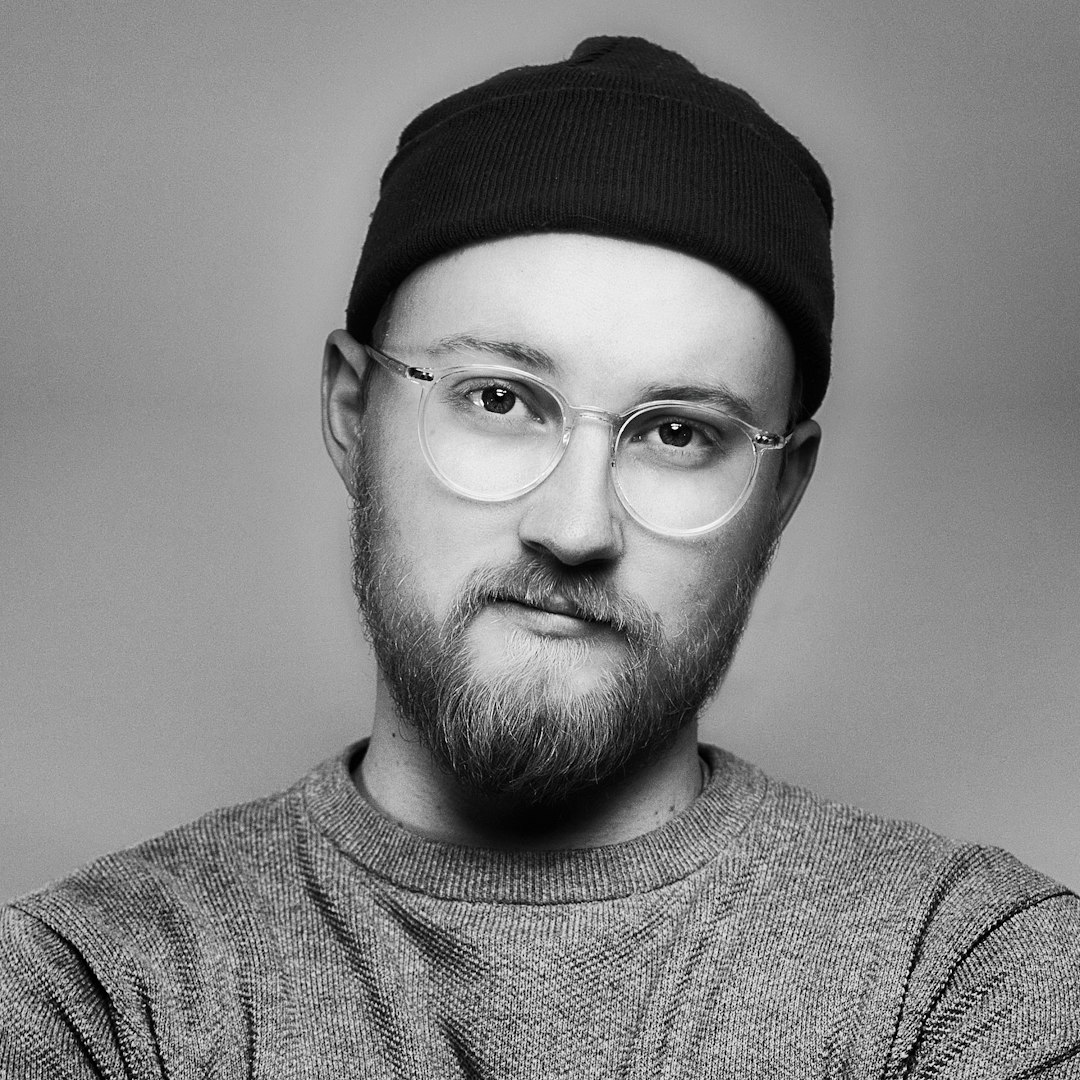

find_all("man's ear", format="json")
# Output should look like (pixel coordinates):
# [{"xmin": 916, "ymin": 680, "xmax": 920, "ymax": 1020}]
[
  {"xmin": 321, "ymin": 329, "xmax": 374, "ymax": 496},
  {"xmin": 774, "ymin": 419, "xmax": 821, "ymax": 532}
]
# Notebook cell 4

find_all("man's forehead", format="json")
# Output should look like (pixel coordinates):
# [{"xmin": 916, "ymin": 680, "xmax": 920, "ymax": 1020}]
[{"xmin": 386, "ymin": 235, "xmax": 790, "ymax": 347}]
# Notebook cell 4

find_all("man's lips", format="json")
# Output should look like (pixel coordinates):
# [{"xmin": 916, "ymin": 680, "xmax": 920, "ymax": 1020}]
[
  {"xmin": 488, "ymin": 595, "xmax": 612, "ymax": 638},
  {"xmin": 513, "ymin": 593, "xmax": 595, "ymax": 621}
]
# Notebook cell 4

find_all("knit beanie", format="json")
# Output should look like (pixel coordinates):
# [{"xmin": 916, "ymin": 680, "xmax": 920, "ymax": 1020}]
[{"xmin": 347, "ymin": 36, "xmax": 834, "ymax": 418}]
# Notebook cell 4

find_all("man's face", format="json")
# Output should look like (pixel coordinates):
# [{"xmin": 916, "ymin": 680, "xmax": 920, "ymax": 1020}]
[{"xmin": 342, "ymin": 234, "xmax": 804, "ymax": 805}]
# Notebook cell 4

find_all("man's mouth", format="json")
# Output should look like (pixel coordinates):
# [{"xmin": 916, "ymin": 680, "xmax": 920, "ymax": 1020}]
[
  {"xmin": 488, "ymin": 593, "xmax": 612, "ymax": 639},
  {"xmin": 512, "ymin": 593, "xmax": 597, "ymax": 622},
  {"xmin": 457, "ymin": 564, "xmax": 653, "ymax": 645}
]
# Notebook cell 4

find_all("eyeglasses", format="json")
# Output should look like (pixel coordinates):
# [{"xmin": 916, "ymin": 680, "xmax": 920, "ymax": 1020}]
[{"xmin": 363, "ymin": 344, "xmax": 792, "ymax": 537}]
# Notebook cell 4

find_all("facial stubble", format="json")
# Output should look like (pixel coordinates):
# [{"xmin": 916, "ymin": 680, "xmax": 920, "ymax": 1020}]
[{"xmin": 349, "ymin": 439, "xmax": 780, "ymax": 807}]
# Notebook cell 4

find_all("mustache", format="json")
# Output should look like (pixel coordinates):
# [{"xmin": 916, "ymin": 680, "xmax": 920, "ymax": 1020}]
[{"xmin": 448, "ymin": 560, "xmax": 662, "ymax": 646}]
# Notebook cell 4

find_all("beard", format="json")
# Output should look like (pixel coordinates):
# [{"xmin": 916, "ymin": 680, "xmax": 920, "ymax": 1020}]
[{"xmin": 349, "ymin": 439, "xmax": 780, "ymax": 808}]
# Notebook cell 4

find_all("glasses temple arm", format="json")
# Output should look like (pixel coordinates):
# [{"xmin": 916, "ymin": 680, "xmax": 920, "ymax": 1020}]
[{"xmin": 363, "ymin": 345, "xmax": 435, "ymax": 385}]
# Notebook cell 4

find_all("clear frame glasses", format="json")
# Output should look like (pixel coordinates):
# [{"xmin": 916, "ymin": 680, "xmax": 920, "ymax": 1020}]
[{"xmin": 363, "ymin": 344, "xmax": 792, "ymax": 537}]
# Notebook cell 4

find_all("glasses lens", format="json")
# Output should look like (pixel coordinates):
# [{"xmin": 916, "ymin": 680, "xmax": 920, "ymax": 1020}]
[
  {"xmin": 614, "ymin": 406, "xmax": 757, "ymax": 533},
  {"xmin": 421, "ymin": 369, "xmax": 565, "ymax": 499}
]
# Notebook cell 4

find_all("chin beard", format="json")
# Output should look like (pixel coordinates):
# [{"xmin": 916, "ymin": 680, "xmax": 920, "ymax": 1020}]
[{"xmin": 348, "ymin": 441, "xmax": 779, "ymax": 808}]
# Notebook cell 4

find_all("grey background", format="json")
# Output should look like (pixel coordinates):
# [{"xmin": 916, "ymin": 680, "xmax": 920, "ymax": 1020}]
[{"xmin": 3, "ymin": 0, "xmax": 1078, "ymax": 901}]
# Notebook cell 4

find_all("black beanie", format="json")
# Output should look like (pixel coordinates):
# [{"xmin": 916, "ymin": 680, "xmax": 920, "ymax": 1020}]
[{"xmin": 347, "ymin": 36, "xmax": 834, "ymax": 418}]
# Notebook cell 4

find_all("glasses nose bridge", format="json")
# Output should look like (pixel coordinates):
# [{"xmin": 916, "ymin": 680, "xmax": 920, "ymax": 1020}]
[
  {"xmin": 561, "ymin": 402, "xmax": 621, "ymax": 456},
  {"xmin": 538, "ymin": 403, "xmax": 621, "ymax": 523}
]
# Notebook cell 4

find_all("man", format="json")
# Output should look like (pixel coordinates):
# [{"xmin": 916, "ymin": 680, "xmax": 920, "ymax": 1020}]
[{"xmin": 2, "ymin": 35, "xmax": 1078, "ymax": 1077}]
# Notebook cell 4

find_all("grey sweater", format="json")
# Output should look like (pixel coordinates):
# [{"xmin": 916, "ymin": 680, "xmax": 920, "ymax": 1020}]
[{"xmin": 2, "ymin": 743, "xmax": 1078, "ymax": 1078}]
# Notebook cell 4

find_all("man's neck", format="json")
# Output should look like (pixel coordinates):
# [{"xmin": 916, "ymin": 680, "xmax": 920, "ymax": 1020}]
[{"xmin": 353, "ymin": 681, "xmax": 705, "ymax": 850}]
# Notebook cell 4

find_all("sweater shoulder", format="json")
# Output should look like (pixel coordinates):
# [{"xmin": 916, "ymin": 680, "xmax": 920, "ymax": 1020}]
[
  {"xmin": 733, "ymin": 757, "xmax": 1077, "ymax": 948},
  {"xmin": 0, "ymin": 754, "xmax": 337, "ymax": 981},
  {"xmin": 15, "ymin": 784, "xmax": 291, "ymax": 919},
  {"xmin": 712, "ymin": 756, "xmax": 1080, "ymax": 1069},
  {"xmin": 0, "ymin": 775, "xmax": 321, "ymax": 1075}
]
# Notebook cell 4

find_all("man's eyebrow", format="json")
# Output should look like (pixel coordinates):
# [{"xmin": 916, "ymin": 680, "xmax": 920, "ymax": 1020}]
[
  {"xmin": 635, "ymin": 382, "xmax": 762, "ymax": 427},
  {"xmin": 428, "ymin": 335, "xmax": 558, "ymax": 376}
]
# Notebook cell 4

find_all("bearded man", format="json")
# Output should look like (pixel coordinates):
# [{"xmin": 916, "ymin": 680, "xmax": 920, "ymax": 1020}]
[{"xmin": 2, "ymin": 36, "xmax": 1078, "ymax": 1078}]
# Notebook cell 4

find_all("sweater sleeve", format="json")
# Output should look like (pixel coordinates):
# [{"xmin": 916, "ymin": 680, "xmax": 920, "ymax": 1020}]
[
  {"xmin": 896, "ymin": 875, "xmax": 1080, "ymax": 1078},
  {"xmin": 0, "ymin": 904, "xmax": 137, "ymax": 1080}
]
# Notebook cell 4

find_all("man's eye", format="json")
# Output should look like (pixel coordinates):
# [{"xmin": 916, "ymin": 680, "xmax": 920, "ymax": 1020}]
[
  {"xmin": 476, "ymin": 385, "xmax": 516, "ymax": 414},
  {"xmin": 657, "ymin": 421, "xmax": 694, "ymax": 448},
  {"xmin": 460, "ymin": 381, "xmax": 547, "ymax": 422},
  {"xmin": 440, "ymin": 375, "xmax": 554, "ymax": 429},
  {"xmin": 640, "ymin": 418, "xmax": 719, "ymax": 451}
]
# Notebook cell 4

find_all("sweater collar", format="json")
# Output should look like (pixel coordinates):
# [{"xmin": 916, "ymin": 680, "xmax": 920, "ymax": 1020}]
[{"xmin": 301, "ymin": 741, "xmax": 765, "ymax": 904}]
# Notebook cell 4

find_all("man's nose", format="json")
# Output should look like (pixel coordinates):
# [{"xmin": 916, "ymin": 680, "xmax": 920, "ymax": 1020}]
[{"xmin": 516, "ymin": 415, "xmax": 624, "ymax": 566}]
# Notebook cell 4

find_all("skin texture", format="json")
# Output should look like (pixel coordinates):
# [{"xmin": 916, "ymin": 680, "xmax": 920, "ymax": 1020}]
[{"xmin": 322, "ymin": 233, "xmax": 820, "ymax": 849}]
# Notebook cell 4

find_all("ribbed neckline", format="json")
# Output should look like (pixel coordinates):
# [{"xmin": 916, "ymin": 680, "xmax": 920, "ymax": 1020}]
[{"xmin": 301, "ymin": 742, "xmax": 766, "ymax": 905}]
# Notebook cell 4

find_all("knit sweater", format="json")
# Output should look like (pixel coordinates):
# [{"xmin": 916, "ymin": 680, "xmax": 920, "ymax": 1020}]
[{"xmin": 1, "ymin": 743, "xmax": 1078, "ymax": 1078}]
